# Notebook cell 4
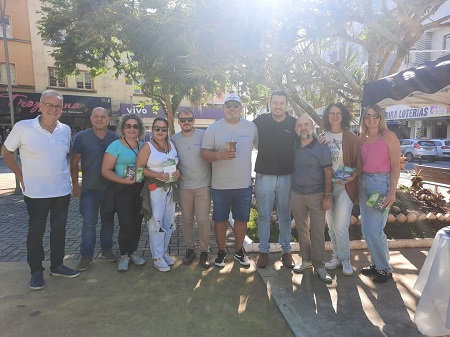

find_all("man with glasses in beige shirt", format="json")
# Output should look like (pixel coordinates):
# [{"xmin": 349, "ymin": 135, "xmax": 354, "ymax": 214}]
[{"xmin": 172, "ymin": 108, "xmax": 212, "ymax": 268}]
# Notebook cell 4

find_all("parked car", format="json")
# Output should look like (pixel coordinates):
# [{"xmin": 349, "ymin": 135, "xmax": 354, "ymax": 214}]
[
  {"xmin": 430, "ymin": 139, "xmax": 450, "ymax": 159},
  {"xmin": 399, "ymin": 139, "xmax": 438, "ymax": 162}
]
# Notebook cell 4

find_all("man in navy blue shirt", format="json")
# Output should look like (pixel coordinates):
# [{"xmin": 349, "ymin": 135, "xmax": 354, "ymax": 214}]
[
  {"xmin": 291, "ymin": 115, "xmax": 333, "ymax": 284},
  {"xmin": 70, "ymin": 107, "xmax": 118, "ymax": 271}
]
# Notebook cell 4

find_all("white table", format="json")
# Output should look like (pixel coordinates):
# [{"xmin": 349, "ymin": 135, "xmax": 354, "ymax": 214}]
[{"xmin": 414, "ymin": 226, "xmax": 450, "ymax": 336}]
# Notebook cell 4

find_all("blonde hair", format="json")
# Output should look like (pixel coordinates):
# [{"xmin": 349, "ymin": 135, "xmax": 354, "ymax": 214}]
[{"xmin": 360, "ymin": 104, "xmax": 388, "ymax": 140}]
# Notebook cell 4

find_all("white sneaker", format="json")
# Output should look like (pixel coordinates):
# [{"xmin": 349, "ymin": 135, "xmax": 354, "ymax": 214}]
[
  {"xmin": 341, "ymin": 260, "xmax": 354, "ymax": 276},
  {"xmin": 293, "ymin": 260, "xmax": 312, "ymax": 274},
  {"xmin": 163, "ymin": 252, "xmax": 175, "ymax": 266},
  {"xmin": 130, "ymin": 251, "xmax": 146, "ymax": 266},
  {"xmin": 118, "ymin": 254, "xmax": 129, "ymax": 272},
  {"xmin": 154, "ymin": 258, "xmax": 170, "ymax": 272},
  {"xmin": 314, "ymin": 267, "xmax": 333, "ymax": 284},
  {"xmin": 325, "ymin": 257, "xmax": 341, "ymax": 270}
]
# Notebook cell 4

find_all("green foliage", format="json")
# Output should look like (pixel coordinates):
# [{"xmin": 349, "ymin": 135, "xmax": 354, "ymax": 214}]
[
  {"xmin": 247, "ymin": 207, "xmax": 295, "ymax": 243},
  {"xmin": 38, "ymin": 0, "xmax": 449, "ymax": 124}
]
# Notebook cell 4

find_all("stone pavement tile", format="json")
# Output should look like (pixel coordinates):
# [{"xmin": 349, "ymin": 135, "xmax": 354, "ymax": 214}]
[
  {"xmin": 1, "ymin": 180, "xmax": 238, "ymax": 263},
  {"xmin": 257, "ymin": 249, "xmax": 428, "ymax": 337}
]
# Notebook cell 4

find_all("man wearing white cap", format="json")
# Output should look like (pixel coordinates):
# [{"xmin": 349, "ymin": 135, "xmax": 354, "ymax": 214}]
[{"xmin": 201, "ymin": 93, "xmax": 257, "ymax": 267}]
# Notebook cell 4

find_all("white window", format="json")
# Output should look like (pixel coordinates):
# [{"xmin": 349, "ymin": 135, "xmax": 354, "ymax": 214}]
[
  {"xmin": 48, "ymin": 68, "xmax": 66, "ymax": 88},
  {"xmin": 443, "ymin": 34, "xmax": 450, "ymax": 50},
  {"xmin": 133, "ymin": 79, "xmax": 145, "ymax": 94},
  {"xmin": 0, "ymin": 63, "xmax": 16, "ymax": 85},
  {"xmin": 76, "ymin": 72, "xmax": 92, "ymax": 89},
  {"xmin": 0, "ymin": 16, "xmax": 12, "ymax": 39}
]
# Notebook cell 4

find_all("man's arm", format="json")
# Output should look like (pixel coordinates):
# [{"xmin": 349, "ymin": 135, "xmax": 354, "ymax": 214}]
[
  {"xmin": 1, "ymin": 145, "xmax": 24, "ymax": 191},
  {"xmin": 70, "ymin": 153, "xmax": 82, "ymax": 197},
  {"xmin": 322, "ymin": 166, "xmax": 333, "ymax": 211}
]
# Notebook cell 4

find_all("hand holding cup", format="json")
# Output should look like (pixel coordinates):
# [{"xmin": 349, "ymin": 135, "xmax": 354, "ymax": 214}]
[{"xmin": 225, "ymin": 141, "xmax": 237, "ymax": 160}]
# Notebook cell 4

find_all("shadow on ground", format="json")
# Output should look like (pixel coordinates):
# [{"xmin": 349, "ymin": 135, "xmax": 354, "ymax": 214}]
[{"xmin": 0, "ymin": 260, "xmax": 293, "ymax": 337}]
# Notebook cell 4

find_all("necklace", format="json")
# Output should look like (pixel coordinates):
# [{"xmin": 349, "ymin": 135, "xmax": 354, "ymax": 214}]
[
  {"xmin": 152, "ymin": 137, "xmax": 169, "ymax": 154},
  {"xmin": 123, "ymin": 137, "xmax": 139, "ymax": 155}
]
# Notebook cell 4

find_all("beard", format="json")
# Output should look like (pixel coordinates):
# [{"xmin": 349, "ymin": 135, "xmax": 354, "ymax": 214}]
[{"xmin": 299, "ymin": 131, "xmax": 312, "ymax": 140}]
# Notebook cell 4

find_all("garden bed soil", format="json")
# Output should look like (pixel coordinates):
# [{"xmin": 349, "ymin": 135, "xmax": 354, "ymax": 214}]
[{"xmin": 247, "ymin": 187, "xmax": 450, "ymax": 242}]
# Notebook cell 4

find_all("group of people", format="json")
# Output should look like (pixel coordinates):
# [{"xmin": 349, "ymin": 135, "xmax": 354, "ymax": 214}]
[{"xmin": 1, "ymin": 88, "xmax": 400, "ymax": 291}]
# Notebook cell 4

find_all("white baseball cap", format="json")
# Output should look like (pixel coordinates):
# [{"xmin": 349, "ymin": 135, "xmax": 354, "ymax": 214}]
[{"xmin": 224, "ymin": 93, "xmax": 241, "ymax": 104}]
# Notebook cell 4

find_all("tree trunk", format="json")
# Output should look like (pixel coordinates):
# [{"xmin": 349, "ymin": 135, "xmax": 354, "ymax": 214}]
[{"xmin": 164, "ymin": 94, "xmax": 175, "ymax": 136}]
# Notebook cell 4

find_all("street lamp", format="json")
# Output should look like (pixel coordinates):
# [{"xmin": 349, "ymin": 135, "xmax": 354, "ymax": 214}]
[{"xmin": 0, "ymin": 0, "xmax": 21, "ymax": 194}]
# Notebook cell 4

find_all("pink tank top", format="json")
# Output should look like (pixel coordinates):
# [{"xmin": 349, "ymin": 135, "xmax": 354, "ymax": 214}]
[{"xmin": 361, "ymin": 133, "xmax": 391, "ymax": 173}]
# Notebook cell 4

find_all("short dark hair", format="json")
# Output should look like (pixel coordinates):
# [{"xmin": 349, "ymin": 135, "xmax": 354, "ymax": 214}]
[
  {"xmin": 270, "ymin": 90, "xmax": 288, "ymax": 103},
  {"xmin": 322, "ymin": 102, "xmax": 353, "ymax": 131},
  {"xmin": 177, "ymin": 108, "xmax": 194, "ymax": 117},
  {"xmin": 152, "ymin": 117, "xmax": 170, "ymax": 141}
]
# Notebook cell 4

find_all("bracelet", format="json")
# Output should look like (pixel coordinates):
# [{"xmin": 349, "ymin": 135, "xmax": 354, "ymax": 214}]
[{"xmin": 324, "ymin": 192, "xmax": 331, "ymax": 195}]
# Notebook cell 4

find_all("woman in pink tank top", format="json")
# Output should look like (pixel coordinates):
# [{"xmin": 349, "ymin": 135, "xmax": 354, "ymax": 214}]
[{"xmin": 358, "ymin": 104, "xmax": 400, "ymax": 283}]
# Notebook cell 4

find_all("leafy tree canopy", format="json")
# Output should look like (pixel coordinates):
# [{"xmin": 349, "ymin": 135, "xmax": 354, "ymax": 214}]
[{"xmin": 39, "ymin": 0, "xmax": 450, "ymax": 127}]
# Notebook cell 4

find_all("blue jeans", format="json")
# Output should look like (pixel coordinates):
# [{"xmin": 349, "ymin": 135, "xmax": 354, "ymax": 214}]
[
  {"xmin": 359, "ymin": 173, "xmax": 393, "ymax": 273},
  {"xmin": 326, "ymin": 183, "xmax": 353, "ymax": 261},
  {"xmin": 79, "ymin": 188, "xmax": 115, "ymax": 256},
  {"xmin": 255, "ymin": 174, "xmax": 292, "ymax": 253}
]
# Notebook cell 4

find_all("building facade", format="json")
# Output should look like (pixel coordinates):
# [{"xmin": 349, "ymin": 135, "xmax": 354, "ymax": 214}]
[{"xmin": 0, "ymin": 0, "xmax": 222, "ymax": 143}]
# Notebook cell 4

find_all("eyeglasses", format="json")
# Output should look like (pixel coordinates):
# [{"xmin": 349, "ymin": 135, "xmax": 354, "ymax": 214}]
[
  {"xmin": 125, "ymin": 123, "xmax": 140, "ymax": 129},
  {"xmin": 179, "ymin": 117, "xmax": 194, "ymax": 123},
  {"xmin": 364, "ymin": 114, "xmax": 381, "ymax": 120},
  {"xmin": 329, "ymin": 112, "xmax": 342, "ymax": 117},
  {"xmin": 153, "ymin": 126, "xmax": 168, "ymax": 132},
  {"xmin": 225, "ymin": 103, "xmax": 240, "ymax": 109},
  {"xmin": 41, "ymin": 102, "xmax": 63, "ymax": 110}
]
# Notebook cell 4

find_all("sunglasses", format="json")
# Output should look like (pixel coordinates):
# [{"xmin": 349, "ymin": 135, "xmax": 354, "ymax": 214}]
[
  {"xmin": 225, "ymin": 103, "xmax": 240, "ymax": 109},
  {"xmin": 125, "ymin": 123, "xmax": 140, "ymax": 129},
  {"xmin": 179, "ymin": 117, "xmax": 194, "ymax": 123},
  {"xmin": 364, "ymin": 114, "xmax": 381, "ymax": 120},
  {"xmin": 153, "ymin": 126, "xmax": 168, "ymax": 132}
]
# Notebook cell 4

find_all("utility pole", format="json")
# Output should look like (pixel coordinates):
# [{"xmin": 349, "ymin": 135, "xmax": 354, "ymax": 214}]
[{"xmin": 0, "ymin": 0, "xmax": 21, "ymax": 194}]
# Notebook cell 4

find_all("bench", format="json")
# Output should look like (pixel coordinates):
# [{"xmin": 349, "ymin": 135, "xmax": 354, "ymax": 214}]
[{"xmin": 414, "ymin": 165, "xmax": 450, "ymax": 192}]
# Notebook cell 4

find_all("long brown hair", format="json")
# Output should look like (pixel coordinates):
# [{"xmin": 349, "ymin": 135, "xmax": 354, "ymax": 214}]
[{"xmin": 360, "ymin": 104, "xmax": 388, "ymax": 140}]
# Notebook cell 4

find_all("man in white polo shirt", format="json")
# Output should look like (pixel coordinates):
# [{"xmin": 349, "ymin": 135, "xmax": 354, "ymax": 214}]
[{"xmin": 1, "ymin": 89, "xmax": 80, "ymax": 291}]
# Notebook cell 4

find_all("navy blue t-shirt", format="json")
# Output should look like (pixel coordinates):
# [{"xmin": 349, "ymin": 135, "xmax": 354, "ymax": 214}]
[
  {"xmin": 291, "ymin": 138, "xmax": 332, "ymax": 195},
  {"xmin": 72, "ymin": 129, "xmax": 118, "ymax": 190}
]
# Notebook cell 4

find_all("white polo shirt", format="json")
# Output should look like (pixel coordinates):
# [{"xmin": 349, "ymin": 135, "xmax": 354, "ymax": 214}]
[{"xmin": 4, "ymin": 116, "xmax": 72, "ymax": 198}]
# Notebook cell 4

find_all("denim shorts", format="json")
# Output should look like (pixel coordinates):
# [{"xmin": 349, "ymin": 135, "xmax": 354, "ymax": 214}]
[{"xmin": 211, "ymin": 186, "xmax": 252, "ymax": 222}]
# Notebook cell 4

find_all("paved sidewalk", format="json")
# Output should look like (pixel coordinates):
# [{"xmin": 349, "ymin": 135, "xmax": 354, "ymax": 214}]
[
  {"xmin": 0, "ymin": 158, "xmax": 439, "ymax": 337},
  {"xmin": 0, "ymin": 174, "xmax": 227, "ymax": 262}
]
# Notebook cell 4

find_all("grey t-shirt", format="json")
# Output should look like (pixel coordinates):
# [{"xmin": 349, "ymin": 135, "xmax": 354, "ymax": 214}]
[
  {"xmin": 291, "ymin": 138, "xmax": 332, "ymax": 195},
  {"xmin": 171, "ymin": 129, "xmax": 211, "ymax": 190},
  {"xmin": 72, "ymin": 128, "xmax": 118, "ymax": 190},
  {"xmin": 202, "ymin": 118, "xmax": 257, "ymax": 190}
]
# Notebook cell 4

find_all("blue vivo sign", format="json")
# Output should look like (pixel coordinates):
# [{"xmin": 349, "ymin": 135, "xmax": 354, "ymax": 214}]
[
  {"xmin": 119, "ymin": 103, "xmax": 224, "ymax": 119},
  {"xmin": 120, "ymin": 103, "xmax": 165, "ymax": 118}
]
